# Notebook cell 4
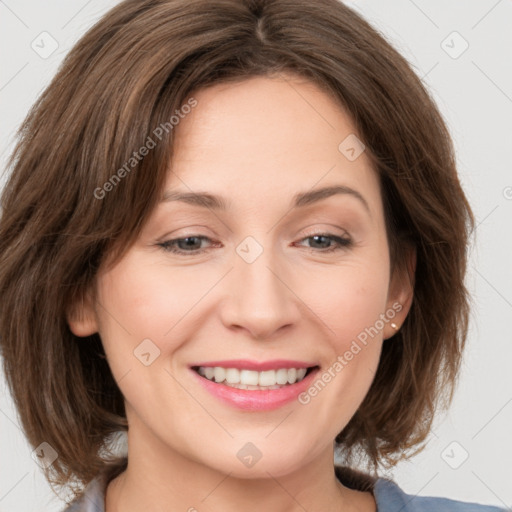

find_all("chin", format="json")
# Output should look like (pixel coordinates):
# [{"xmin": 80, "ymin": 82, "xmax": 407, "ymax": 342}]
[{"xmin": 204, "ymin": 444, "xmax": 312, "ymax": 479}]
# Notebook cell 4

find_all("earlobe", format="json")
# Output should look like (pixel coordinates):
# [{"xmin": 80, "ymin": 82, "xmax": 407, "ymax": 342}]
[
  {"xmin": 66, "ymin": 290, "xmax": 99, "ymax": 337},
  {"xmin": 384, "ymin": 245, "xmax": 416, "ymax": 340}
]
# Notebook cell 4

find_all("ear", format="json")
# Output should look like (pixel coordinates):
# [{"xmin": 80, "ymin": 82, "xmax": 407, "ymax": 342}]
[
  {"xmin": 383, "ymin": 244, "xmax": 416, "ymax": 340},
  {"xmin": 66, "ymin": 287, "xmax": 99, "ymax": 337}
]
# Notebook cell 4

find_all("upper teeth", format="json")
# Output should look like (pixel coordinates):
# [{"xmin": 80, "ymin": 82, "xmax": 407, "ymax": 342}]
[{"xmin": 197, "ymin": 366, "xmax": 308, "ymax": 386}]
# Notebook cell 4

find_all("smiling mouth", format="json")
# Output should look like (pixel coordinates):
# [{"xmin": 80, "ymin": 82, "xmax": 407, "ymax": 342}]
[{"xmin": 191, "ymin": 365, "xmax": 319, "ymax": 390}]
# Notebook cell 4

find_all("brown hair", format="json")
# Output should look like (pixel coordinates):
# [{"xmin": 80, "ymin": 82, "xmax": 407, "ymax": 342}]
[{"xmin": 0, "ymin": 0, "xmax": 474, "ymax": 497}]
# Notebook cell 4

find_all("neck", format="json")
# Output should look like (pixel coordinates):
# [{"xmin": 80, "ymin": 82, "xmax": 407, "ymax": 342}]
[{"xmin": 105, "ymin": 428, "xmax": 375, "ymax": 512}]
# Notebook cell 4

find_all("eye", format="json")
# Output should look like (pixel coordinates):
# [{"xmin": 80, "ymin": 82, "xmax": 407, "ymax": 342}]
[
  {"xmin": 294, "ymin": 233, "xmax": 352, "ymax": 253},
  {"xmin": 157, "ymin": 235, "xmax": 217, "ymax": 255}
]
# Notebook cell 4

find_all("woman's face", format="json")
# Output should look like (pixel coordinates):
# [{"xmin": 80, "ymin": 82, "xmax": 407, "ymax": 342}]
[{"xmin": 71, "ymin": 74, "xmax": 412, "ymax": 478}]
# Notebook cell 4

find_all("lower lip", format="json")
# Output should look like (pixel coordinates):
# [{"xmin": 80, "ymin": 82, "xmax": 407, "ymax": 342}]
[{"xmin": 190, "ymin": 367, "xmax": 320, "ymax": 411}]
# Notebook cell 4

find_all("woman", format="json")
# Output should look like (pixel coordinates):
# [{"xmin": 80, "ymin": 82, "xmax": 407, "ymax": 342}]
[{"xmin": 0, "ymin": 0, "xmax": 506, "ymax": 510}]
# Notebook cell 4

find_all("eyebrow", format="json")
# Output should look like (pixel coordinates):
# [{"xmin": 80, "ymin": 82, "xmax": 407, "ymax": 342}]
[{"xmin": 161, "ymin": 185, "xmax": 370, "ymax": 215}]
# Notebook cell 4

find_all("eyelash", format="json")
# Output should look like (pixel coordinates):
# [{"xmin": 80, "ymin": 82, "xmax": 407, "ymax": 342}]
[{"xmin": 157, "ymin": 232, "xmax": 352, "ymax": 255}]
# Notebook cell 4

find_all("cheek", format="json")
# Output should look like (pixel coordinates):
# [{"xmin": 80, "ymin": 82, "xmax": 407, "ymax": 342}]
[
  {"xmin": 93, "ymin": 256, "xmax": 205, "ymax": 424},
  {"xmin": 302, "ymin": 259, "xmax": 390, "ymax": 347},
  {"xmin": 100, "ymin": 252, "xmax": 204, "ymax": 326},
  {"xmin": 295, "ymin": 256, "xmax": 390, "ymax": 401},
  {"xmin": 296, "ymin": 265, "xmax": 389, "ymax": 421},
  {"xmin": 94, "ymin": 255, "xmax": 192, "ymax": 368}
]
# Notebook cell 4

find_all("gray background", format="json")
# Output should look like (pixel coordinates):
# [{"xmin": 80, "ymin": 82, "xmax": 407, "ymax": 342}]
[{"xmin": 1, "ymin": 0, "xmax": 511, "ymax": 510}]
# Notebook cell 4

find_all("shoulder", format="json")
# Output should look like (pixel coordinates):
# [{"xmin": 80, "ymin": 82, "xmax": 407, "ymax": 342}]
[
  {"xmin": 59, "ymin": 465, "xmax": 119, "ymax": 512},
  {"xmin": 60, "ymin": 458, "xmax": 127, "ymax": 511},
  {"xmin": 60, "ymin": 474, "xmax": 107, "ymax": 512},
  {"xmin": 373, "ymin": 477, "xmax": 507, "ymax": 512},
  {"xmin": 334, "ymin": 465, "xmax": 506, "ymax": 512}
]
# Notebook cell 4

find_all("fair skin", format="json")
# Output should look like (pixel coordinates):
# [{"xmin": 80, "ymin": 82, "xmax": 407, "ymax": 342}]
[{"xmin": 69, "ymin": 73, "xmax": 414, "ymax": 512}]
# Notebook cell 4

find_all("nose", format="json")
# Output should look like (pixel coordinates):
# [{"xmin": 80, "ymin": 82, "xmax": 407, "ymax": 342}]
[{"xmin": 219, "ymin": 243, "xmax": 301, "ymax": 340}]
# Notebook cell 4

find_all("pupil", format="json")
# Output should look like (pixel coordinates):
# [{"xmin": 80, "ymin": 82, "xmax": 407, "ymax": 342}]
[
  {"xmin": 312, "ymin": 235, "xmax": 328, "ymax": 248},
  {"xmin": 180, "ymin": 237, "xmax": 200, "ymax": 250}
]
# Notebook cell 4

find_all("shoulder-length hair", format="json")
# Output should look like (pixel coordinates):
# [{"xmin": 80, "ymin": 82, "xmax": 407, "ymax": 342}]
[{"xmin": 0, "ymin": 0, "xmax": 474, "ymax": 495}]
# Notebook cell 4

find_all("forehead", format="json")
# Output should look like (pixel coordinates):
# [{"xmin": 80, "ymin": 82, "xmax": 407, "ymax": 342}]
[
  {"xmin": 174, "ymin": 74, "xmax": 357, "ymax": 158},
  {"xmin": 166, "ymin": 74, "xmax": 381, "ymax": 217}
]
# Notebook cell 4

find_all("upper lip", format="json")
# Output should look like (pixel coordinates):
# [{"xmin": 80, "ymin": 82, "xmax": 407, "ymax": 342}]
[{"xmin": 189, "ymin": 359, "xmax": 319, "ymax": 371}]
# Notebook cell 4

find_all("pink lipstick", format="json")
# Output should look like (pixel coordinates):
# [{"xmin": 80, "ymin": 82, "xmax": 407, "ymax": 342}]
[{"xmin": 189, "ymin": 359, "xmax": 320, "ymax": 411}]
